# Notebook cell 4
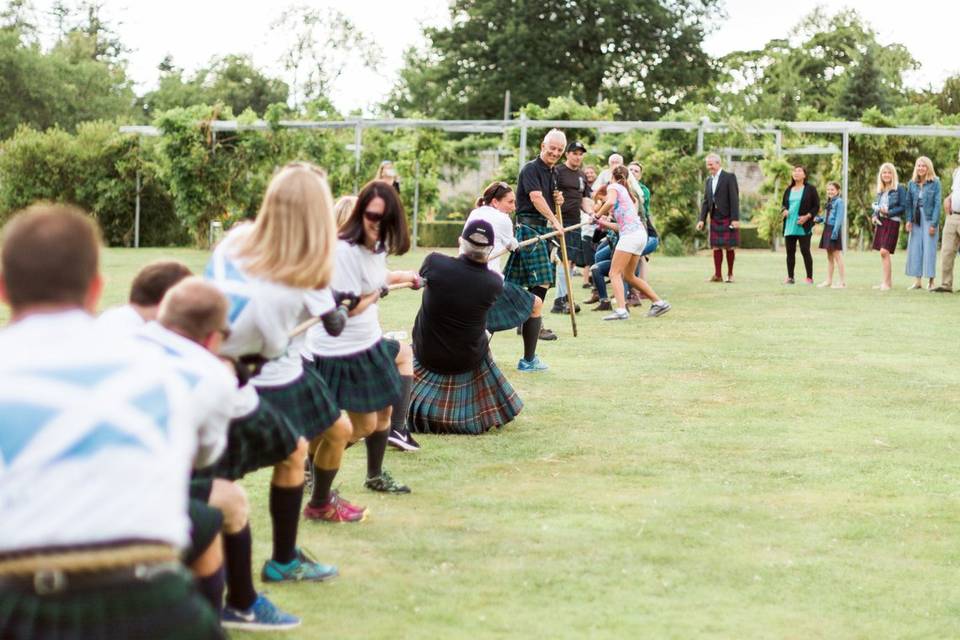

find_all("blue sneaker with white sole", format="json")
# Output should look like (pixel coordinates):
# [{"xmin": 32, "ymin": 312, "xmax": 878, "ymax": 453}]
[
  {"xmin": 221, "ymin": 593, "xmax": 300, "ymax": 632},
  {"xmin": 261, "ymin": 547, "xmax": 338, "ymax": 583},
  {"xmin": 517, "ymin": 356, "xmax": 549, "ymax": 372}
]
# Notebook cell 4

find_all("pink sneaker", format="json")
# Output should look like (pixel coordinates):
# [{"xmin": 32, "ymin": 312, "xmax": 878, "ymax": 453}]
[{"xmin": 304, "ymin": 490, "xmax": 367, "ymax": 523}]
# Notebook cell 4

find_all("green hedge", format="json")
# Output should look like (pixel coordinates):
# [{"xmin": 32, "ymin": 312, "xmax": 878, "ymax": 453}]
[
  {"xmin": 417, "ymin": 221, "xmax": 463, "ymax": 247},
  {"xmin": 739, "ymin": 225, "xmax": 769, "ymax": 249}
]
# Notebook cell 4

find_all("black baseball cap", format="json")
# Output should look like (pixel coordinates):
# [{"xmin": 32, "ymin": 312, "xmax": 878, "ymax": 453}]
[
  {"xmin": 566, "ymin": 141, "xmax": 587, "ymax": 154},
  {"xmin": 461, "ymin": 219, "xmax": 495, "ymax": 247}
]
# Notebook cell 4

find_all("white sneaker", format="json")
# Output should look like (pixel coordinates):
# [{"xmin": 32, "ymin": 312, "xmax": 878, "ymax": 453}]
[
  {"xmin": 646, "ymin": 301, "xmax": 672, "ymax": 317},
  {"xmin": 602, "ymin": 309, "xmax": 630, "ymax": 321}
]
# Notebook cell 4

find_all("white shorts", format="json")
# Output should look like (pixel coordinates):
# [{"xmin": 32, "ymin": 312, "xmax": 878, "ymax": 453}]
[{"xmin": 615, "ymin": 228, "xmax": 649, "ymax": 256}]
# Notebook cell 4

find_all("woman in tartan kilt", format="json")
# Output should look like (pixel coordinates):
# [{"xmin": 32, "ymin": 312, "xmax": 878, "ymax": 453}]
[
  {"xmin": 311, "ymin": 181, "xmax": 422, "ymax": 494},
  {"xmin": 204, "ymin": 162, "xmax": 345, "ymax": 628},
  {"xmin": 409, "ymin": 219, "xmax": 524, "ymax": 435},
  {"xmin": 466, "ymin": 181, "xmax": 549, "ymax": 372}
]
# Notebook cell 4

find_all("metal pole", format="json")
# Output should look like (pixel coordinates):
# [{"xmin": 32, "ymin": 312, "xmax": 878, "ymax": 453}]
[
  {"xmin": 503, "ymin": 90, "xmax": 511, "ymax": 121},
  {"xmin": 775, "ymin": 130, "xmax": 783, "ymax": 157},
  {"xmin": 412, "ymin": 157, "xmax": 420, "ymax": 250},
  {"xmin": 842, "ymin": 130, "xmax": 850, "ymax": 252},
  {"xmin": 696, "ymin": 118, "xmax": 705, "ymax": 155},
  {"xmin": 353, "ymin": 122, "xmax": 362, "ymax": 193},
  {"xmin": 518, "ymin": 112, "xmax": 528, "ymax": 168},
  {"xmin": 134, "ymin": 169, "xmax": 141, "ymax": 248}
]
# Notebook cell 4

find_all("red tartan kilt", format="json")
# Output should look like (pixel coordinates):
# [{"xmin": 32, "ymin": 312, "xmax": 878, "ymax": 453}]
[{"xmin": 709, "ymin": 220, "xmax": 740, "ymax": 248}]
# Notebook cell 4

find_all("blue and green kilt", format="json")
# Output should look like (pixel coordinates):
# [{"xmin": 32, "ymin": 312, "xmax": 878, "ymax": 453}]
[
  {"xmin": 487, "ymin": 281, "xmax": 535, "ymax": 332},
  {"xmin": 194, "ymin": 399, "xmax": 300, "ymax": 484},
  {"xmin": 0, "ymin": 569, "xmax": 224, "ymax": 640},
  {"xmin": 184, "ymin": 498, "xmax": 223, "ymax": 566},
  {"xmin": 503, "ymin": 223, "xmax": 555, "ymax": 288},
  {"xmin": 314, "ymin": 338, "xmax": 402, "ymax": 413},
  {"xmin": 563, "ymin": 228, "xmax": 585, "ymax": 267},
  {"xmin": 256, "ymin": 368, "xmax": 340, "ymax": 441},
  {"xmin": 407, "ymin": 352, "xmax": 523, "ymax": 435}
]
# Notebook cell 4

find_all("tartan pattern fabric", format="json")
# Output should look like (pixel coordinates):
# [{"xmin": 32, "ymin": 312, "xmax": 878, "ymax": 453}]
[
  {"xmin": 487, "ymin": 281, "xmax": 535, "ymax": 332},
  {"xmin": 184, "ymin": 498, "xmax": 223, "ymax": 566},
  {"xmin": 257, "ymin": 368, "xmax": 340, "ymax": 441},
  {"xmin": 819, "ymin": 223, "xmax": 843, "ymax": 251},
  {"xmin": 313, "ymin": 338, "xmax": 402, "ymax": 413},
  {"xmin": 406, "ymin": 352, "xmax": 523, "ymax": 435},
  {"xmin": 196, "ymin": 399, "xmax": 301, "ymax": 482},
  {"xmin": 709, "ymin": 219, "xmax": 740, "ymax": 248},
  {"xmin": 503, "ymin": 223, "xmax": 555, "ymax": 288},
  {"xmin": 0, "ymin": 571, "xmax": 224, "ymax": 640},
  {"xmin": 872, "ymin": 218, "xmax": 900, "ymax": 253},
  {"xmin": 562, "ymin": 229, "xmax": 585, "ymax": 267}
]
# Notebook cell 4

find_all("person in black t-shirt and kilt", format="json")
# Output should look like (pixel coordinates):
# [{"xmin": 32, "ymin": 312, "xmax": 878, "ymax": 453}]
[
  {"xmin": 407, "ymin": 220, "xmax": 524, "ymax": 435},
  {"xmin": 503, "ymin": 129, "xmax": 567, "ymax": 341}
]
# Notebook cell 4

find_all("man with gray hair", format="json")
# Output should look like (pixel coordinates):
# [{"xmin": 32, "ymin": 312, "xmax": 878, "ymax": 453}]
[
  {"xmin": 503, "ymin": 128, "xmax": 566, "ymax": 344},
  {"xmin": 933, "ymin": 148, "xmax": 960, "ymax": 292},
  {"xmin": 697, "ymin": 153, "xmax": 740, "ymax": 283}
]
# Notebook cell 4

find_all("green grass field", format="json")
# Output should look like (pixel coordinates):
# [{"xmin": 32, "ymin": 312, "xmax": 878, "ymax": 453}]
[{"xmin": 10, "ymin": 247, "xmax": 960, "ymax": 638}]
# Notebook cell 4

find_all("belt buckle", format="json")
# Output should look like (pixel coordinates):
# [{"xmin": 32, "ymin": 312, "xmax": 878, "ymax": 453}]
[{"xmin": 33, "ymin": 569, "xmax": 67, "ymax": 595}]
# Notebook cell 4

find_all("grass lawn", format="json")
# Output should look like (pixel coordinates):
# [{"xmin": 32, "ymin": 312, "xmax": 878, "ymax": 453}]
[{"xmin": 8, "ymin": 247, "xmax": 960, "ymax": 638}]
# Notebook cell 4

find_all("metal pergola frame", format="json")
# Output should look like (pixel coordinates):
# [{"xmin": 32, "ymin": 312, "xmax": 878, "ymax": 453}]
[{"xmin": 120, "ymin": 117, "xmax": 960, "ymax": 250}]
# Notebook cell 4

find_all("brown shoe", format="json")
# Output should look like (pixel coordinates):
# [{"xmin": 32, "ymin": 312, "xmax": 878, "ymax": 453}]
[
  {"xmin": 593, "ymin": 299, "xmax": 613, "ymax": 311},
  {"xmin": 706, "ymin": 275, "xmax": 723, "ymax": 283},
  {"xmin": 582, "ymin": 291, "xmax": 600, "ymax": 305}
]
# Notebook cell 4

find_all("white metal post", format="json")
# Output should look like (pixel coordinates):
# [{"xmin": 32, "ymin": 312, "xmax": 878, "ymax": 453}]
[
  {"xmin": 134, "ymin": 169, "xmax": 141, "ymax": 248},
  {"xmin": 518, "ymin": 112, "xmax": 528, "ymax": 168},
  {"xmin": 842, "ymin": 130, "xmax": 850, "ymax": 252},
  {"xmin": 412, "ymin": 157, "xmax": 420, "ymax": 249},
  {"xmin": 353, "ymin": 122, "xmax": 362, "ymax": 193}
]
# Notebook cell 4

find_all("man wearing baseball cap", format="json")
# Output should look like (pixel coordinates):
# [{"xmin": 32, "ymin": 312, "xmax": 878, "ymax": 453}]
[
  {"xmin": 553, "ymin": 140, "xmax": 592, "ymax": 314},
  {"xmin": 405, "ymin": 220, "xmax": 524, "ymax": 435}
]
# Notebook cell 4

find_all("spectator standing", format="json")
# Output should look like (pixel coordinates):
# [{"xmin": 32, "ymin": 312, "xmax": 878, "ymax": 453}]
[
  {"xmin": 552, "ymin": 140, "xmax": 591, "ymax": 314},
  {"xmin": 933, "ymin": 149, "xmax": 960, "ymax": 292},
  {"xmin": 816, "ymin": 181, "xmax": 846, "ymax": 288},
  {"xmin": 904, "ymin": 156, "xmax": 942, "ymax": 290},
  {"xmin": 871, "ymin": 163, "xmax": 907, "ymax": 291},
  {"xmin": 780, "ymin": 165, "xmax": 820, "ymax": 284},
  {"xmin": 696, "ymin": 153, "xmax": 740, "ymax": 283}
]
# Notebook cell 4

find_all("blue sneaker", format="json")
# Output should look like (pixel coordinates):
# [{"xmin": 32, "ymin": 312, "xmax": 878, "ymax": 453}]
[
  {"xmin": 261, "ymin": 547, "xmax": 338, "ymax": 583},
  {"xmin": 517, "ymin": 356, "xmax": 549, "ymax": 372},
  {"xmin": 221, "ymin": 593, "xmax": 300, "ymax": 631}
]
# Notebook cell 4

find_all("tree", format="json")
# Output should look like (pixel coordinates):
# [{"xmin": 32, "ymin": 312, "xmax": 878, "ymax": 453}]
[
  {"xmin": 834, "ymin": 46, "xmax": 886, "ymax": 120},
  {"xmin": 384, "ymin": 0, "xmax": 719, "ymax": 120}
]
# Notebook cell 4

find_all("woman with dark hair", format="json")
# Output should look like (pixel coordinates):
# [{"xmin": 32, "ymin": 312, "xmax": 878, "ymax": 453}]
[
  {"xmin": 311, "ymin": 181, "xmax": 420, "ymax": 492},
  {"xmin": 466, "ymin": 181, "xmax": 548, "ymax": 372},
  {"xmin": 780, "ymin": 165, "xmax": 820, "ymax": 284}
]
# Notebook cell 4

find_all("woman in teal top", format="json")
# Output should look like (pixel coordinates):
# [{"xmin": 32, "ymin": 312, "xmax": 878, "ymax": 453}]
[{"xmin": 780, "ymin": 165, "xmax": 821, "ymax": 284}]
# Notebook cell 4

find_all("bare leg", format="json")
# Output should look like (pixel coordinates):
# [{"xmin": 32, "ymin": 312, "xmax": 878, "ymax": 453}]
[
  {"xmin": 880, "ymin": 249, "xmax": 892, "ymax": 289},
  {"xmin": 609, "ymin": 251, "xmax": 629, "ymax": 311},
  {"xmin": 621, "ymin": 252, "xmax": 662, "ymax": 303},
  {"xmin": 835, "ymin": 251, "xmax": 846, "ymax": 285}
]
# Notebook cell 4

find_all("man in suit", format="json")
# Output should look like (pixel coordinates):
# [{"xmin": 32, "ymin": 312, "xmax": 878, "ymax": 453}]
[{"xmin": 696, "ymin": 153, "xmax": 740, "ymax": 283}]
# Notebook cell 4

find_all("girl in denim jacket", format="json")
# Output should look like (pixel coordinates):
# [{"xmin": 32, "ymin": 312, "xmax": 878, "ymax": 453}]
[
  {"xmin": 871, "ymin": 163, "xmax": 907, "ymax": 290},
  {"xmin": 904, "ymin": 156, "xmax": 942, "ymax": 289},
  {"xmin": 816, "ymin": 181, "xmax": 846, "ymax": 288}
]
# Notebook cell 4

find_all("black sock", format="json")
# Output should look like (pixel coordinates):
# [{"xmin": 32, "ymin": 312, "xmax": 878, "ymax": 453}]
[
  {"xmin": 223, "ymin": 525, "xmax": 257, "ymax": 611},
  {"xmin": 309, "ymin": 467, "xmax": 338, "ymax": 507},
  {"xmin": 195, "ymin": 566, "xmax": 225, "ymax": 616},
  {"xmin": 521, "ymin": 316, "xmax": 541, "ymax": 361},
  {"xmin": 269, "ymin": 484, "xmax": 303, "ymax": 564},
  {"xmin": 365, "ymin": 428, "xmax": 389, "ymax": 478},
  {"xmin": 528, "ymin": 286, "xmax": 547, "ymax": 302},
  {"xmin": 390, "ymin": 375, "xmax": 413, "ymax": 434}
]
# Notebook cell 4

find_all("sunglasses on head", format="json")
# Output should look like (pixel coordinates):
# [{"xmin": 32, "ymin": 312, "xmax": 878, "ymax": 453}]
[{"xmin": 363, "ymin": 210, "xmax": 385, "ymax": 223}]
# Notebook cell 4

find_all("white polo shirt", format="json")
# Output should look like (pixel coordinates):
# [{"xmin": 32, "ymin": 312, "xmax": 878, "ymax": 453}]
[{"xmin": 464, "ymin": 206, "xmax": 518, "ymax": 279}]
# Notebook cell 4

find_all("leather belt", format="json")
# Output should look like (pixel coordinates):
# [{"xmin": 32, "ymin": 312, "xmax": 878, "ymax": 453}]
[{"xmin": 0, "ymin": 560, "xmax": 184, "ymax": 595}]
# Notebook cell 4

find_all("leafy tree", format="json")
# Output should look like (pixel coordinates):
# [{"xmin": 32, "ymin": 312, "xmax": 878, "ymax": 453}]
[
  {"xmin": 835, "ymin": 46, "xmax": 887, "ymax": 120},
  {"xmin": 384, "ymin": 0, "xmax": 718, "ymax": 120}
]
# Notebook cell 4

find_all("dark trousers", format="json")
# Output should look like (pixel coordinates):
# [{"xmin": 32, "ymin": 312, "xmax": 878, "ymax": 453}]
[{"xmin": 786, "ymin": 235, "xmax": 813, "ymax": 279}]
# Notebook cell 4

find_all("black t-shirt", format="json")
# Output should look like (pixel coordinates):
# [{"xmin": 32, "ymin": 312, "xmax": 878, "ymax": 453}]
[
  {"xmin": 515, "ymin": 156, "xmax": 556, "ymax": 220},
  {"xmin": 412, "ymin": 253, "xmax": 504, "ymax": 375},
  {"xmin": 555, "ymin": 164, "xmax": 591, "ymax": 225}
]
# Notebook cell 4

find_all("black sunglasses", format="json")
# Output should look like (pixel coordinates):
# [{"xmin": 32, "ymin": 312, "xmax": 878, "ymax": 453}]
[{"xmin": 363, "ymin": 210, "xmax": 385, "ymax": 223}]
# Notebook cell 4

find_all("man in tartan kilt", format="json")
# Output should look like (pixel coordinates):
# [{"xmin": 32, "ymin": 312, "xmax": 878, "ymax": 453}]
[
  {"xmin": 696, "ymin": 153, "xmax": 741, "ymax": 283},
  {"xmin": 503, "ymin": 128, "xmax": 568, "ymax": 342},
  {"xmin": 408, "ymin": 219, "xmax": 523, "ymax": 435}
]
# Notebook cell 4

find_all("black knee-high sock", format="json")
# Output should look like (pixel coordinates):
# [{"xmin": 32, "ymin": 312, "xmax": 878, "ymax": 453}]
[
  {"xmin": 528, "ymin": 286, "xmax": 547, "ymax": 302},
  {"xmin": 365, "ymin": 428, "xmax": 389, "ymax": 478},
  {"xmin": 521, "ymin": 316, "xmax": 541, "ymax": 361},
  {"xmin": 309, "ymin": 467, "xmax": 338, "ymax": 507},
  {"xmin": 269, "ymin": 484, "xmax": 303, "ymax": 564},
  {"xmin": 195, "ymin": 566, "xmax": 225, "ymax": 616},
  {"xmin": 223, "ymin": 525, "xmax": 257, "ymax": 611},
  {"xmin": 390, "ymin": 375, "xmax": 413, "ymax": 434}
]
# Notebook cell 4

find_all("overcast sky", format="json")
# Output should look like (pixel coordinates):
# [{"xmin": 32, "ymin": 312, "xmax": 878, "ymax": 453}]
[{"xmin": 28, "ymin": 0, "xmax": 960, "ymax": 114}]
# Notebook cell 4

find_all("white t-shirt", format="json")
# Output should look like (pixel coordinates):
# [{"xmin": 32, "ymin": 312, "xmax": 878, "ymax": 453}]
[
  {"xmin": 464, "ymin": 206, "xmax": 518, "ymax": 278},
  {"xmin": 0, "ymin": 311, "xmax": 198, "ymax": 551},
  {"xmin": 307, "ymin": 240, "xmax": 385, "ymax": 357},
  {"xmin": 138, "ymin": 322, "xmax": 237, "ymax": 468},
  {"xmin": 206, "ymin": 224, "xmax": 308, "ymax": 385},
  {"xmin": 301, "ymin": 288, "xmax": 336, "ymax": 361},
  {"xmin": 96, "ymin": 304, "xmax": 145, "ymax": 333}
]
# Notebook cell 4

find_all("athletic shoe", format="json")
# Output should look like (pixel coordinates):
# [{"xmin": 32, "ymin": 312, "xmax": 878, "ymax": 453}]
[
  {"xmin": 646, "ymin": 301, "xmax": 672, "ymax": 317},
  {"xmin": 603, "ymin": 309, "xmax": 630, "ymax": 321},
  {"xmin": 804, "ymin": 278, "xmax": 814, "ymax": 284},
  {"xmin": 364, "ymin": 470, "xmax": 411, "ymax": 494},
  {"xmin": 304, "ymin": 491, "xmax": 367, "ymax": 523},
  {"xmin": 592, "ymin": 299, "xmax": 613, "ymax": 312},
  {"xmin": 550, "ymin": 300, "xmax": 581, "ymax": 314},
  {"xmin": 261, "ymin": 548, "xmax": 338, "ymax": 583},
  {"xmin": 784, "ymin": 277, "xmax": 795, "ymax": 285},
  {"xmin": 538, "ymin": 327, "xmax": 558, "ymax": 341},
  {"xmin": 387, "ymin": 427, "xmax": 421, "ymax": 452},
  {"xmin": 517, "ymin": 356, "xmax": 549, "ymax": 372},
  {"xmin": 221, "ymin": 594, "xmax": 301, "ymax": 632}
]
